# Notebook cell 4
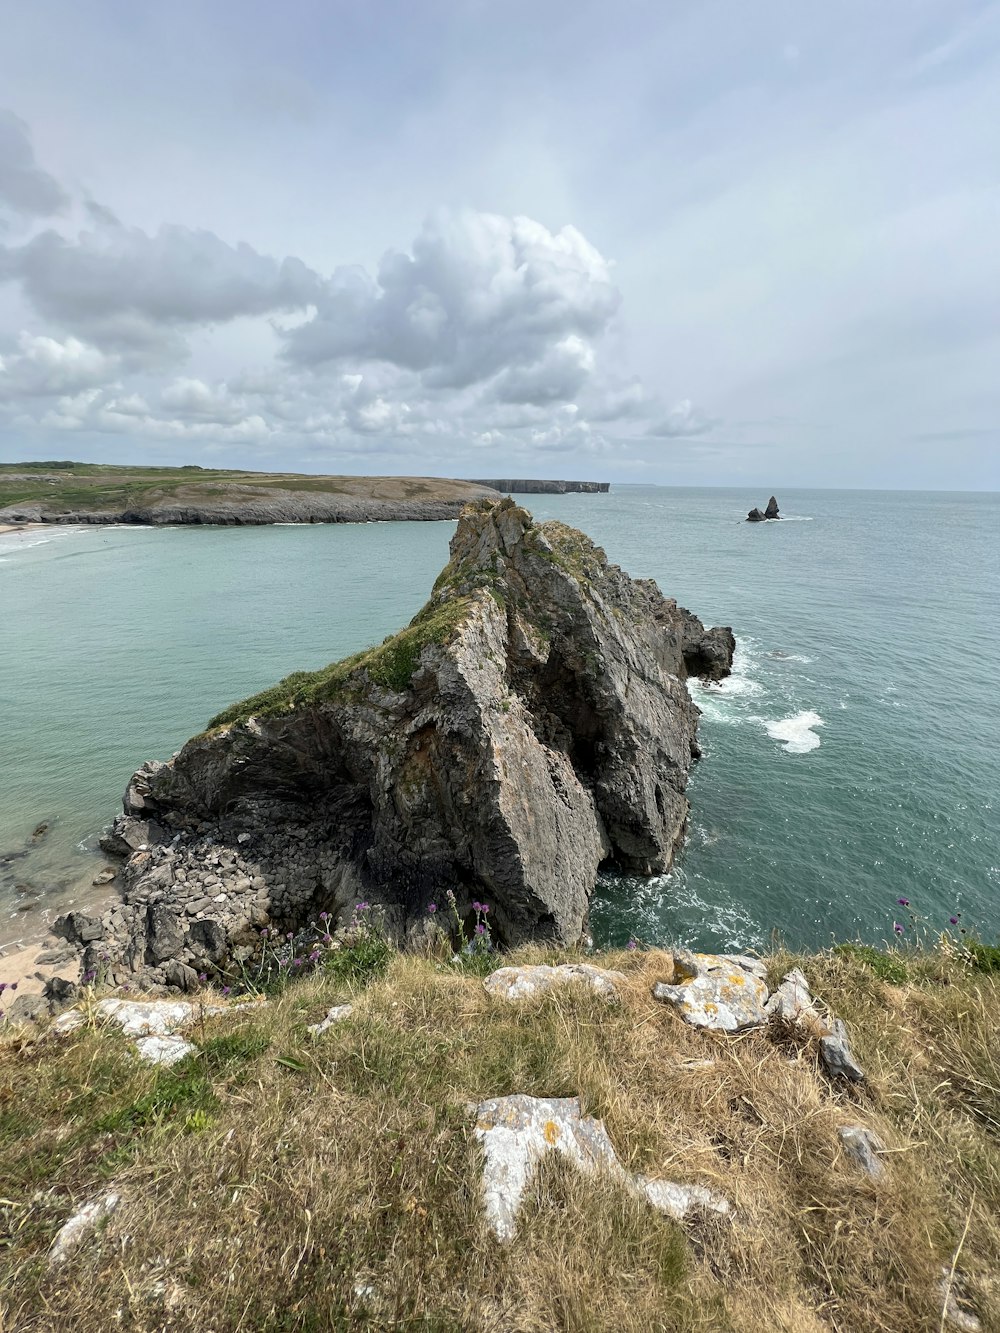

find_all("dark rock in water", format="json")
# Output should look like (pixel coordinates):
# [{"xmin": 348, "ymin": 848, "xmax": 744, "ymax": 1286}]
[
  {"xmin": 91, "ymin": 499, "xmax": 734, "ymax": 972},
  {"xmin": 31, "ymin": 822, "xmax": 50, "ymax": 842},
  {"xmin": 747, "ymin": 495, "xmax": 780, "ymax": 522}
]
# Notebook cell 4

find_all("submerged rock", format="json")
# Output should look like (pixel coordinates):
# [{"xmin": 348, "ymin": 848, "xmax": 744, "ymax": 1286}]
[{"xmin": 95, "ymin": 499, "xmax": 732, "ymax": 971}]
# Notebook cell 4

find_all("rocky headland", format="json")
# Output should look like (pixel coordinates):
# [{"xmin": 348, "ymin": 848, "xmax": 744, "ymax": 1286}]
[
  {"xmin": 50, "ymin": 498, "xmax": 733, "ymax": 994},
  {"xmin": 0, "ymin": 464, "xmax": 499, "ymax": 527}
]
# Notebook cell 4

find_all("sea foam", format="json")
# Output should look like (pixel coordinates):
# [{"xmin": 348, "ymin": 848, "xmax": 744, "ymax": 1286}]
[{"xmin": 764, "ymin": 710, "xmax": 824, "ymax": 754}]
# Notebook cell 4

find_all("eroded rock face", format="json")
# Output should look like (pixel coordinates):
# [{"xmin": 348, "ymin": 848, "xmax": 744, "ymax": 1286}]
[{"xmin": 90, "ymin": 499, "xmax": 732, "ymax": 976}]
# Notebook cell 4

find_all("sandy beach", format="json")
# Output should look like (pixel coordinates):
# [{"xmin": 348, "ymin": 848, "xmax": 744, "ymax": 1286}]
[{"xmin": 0, "ymin": 523, "xmax": 46, "ymax": 536}]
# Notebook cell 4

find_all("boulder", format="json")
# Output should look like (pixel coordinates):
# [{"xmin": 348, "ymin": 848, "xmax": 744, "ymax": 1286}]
[
  {"xmin": 820, "ymin": 1018, "xmax": 865, "ymax": 1082},
  {"xmin": 483, "ymin": 963, "xmax": 626, "ymax": 1001},
  {"xmin": 112, "ymin": 500, "xmax": 734, "ymax": 951},
  {"xmin": 652, "ymin": 952, "xmax": 770, "ymax": 1032}
]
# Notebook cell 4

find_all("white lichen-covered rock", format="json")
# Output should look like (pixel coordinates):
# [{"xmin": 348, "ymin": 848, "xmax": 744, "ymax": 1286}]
[
  {"xmin": 635, "ymin": 1176, "xmax": 732, "ymax": 1221},
  {"xmin": 133, "ymin": 1034, "xmax": 197, "ymax": 1066},
  {"xmin": 652, "ymin": 952, "xmax": 770, "ymax": 1032},
  {"xmin": 473, "ymin": 1093, "xmax": 729, "ymax": 1241},
  {"xmin": 765, "ymin": 968, "xmax": 826, "ymax": 1031},
  {"xmin": 49, "ymin": 1192, "xmax": 120, "ymax": 1265},
  {"xmin": 483, "ymin": 963, "xmax": 626, "ymax": 1001},
  {"xmin": 96, "ymin": 998, "xmax": 198, "ymax": 1036},
  {"xmin": 307, "ymin": 1003, "xmax": 353, "ymax": 1035}
]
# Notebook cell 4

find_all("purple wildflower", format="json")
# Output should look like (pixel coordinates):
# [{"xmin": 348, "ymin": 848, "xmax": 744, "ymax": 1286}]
[
  {"xmin": 198, "ymin": 972, "xmax": 207, "ymax": 983},
  {"xmin": 0, "ymin": 983, "xmax": 6, "ymax": 994},
  {"xmin": 626, "ymin": 938, "xmax": 638, "ymax": 951},
  {"xmin": 356, "ymin": 901, "xmax": 370, "ymax": 912},
  {"xmin": 287, "ymin": 932, "xmax": 294, "ymax": 941},
  {"xmin": 896, "ymin": 897, "xmax": 910, "ymax": 908},
  {"xmin": 260, "ymin": 927, "xmax": 269, "ymax": 937},
  {"xmin": 221, "ymin": 986, "xmax": 231, "ymax": 997},
  {"xmin": 481, "ymin": 904, "xmax": 490, "ymax": 914},
  {"xmin": 475, "ymin": 923, "xmax": 486, "ymax": 935},
  {"xmin": 319, "ymin": 911, "xmax": 329, "ymax": 921},
  {"xmin": 950, "ymin": 916, "xmax": 959, "ymax": 926},
  {"xmin": 893, "ymin": 921, "xmax": 904, "ymax": 935},
  {"xmin": 427, "ymin": 903, "xmax": 438, "ymax": 914}
]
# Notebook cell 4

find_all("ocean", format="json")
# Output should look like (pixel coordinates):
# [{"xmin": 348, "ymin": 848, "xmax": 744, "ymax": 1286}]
[{"xmin": 2, "ymin": 487, "xmax": 997, "ymax": 955}]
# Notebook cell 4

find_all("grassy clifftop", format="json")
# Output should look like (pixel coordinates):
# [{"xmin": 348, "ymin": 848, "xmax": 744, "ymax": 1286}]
[
  {"xmin": 1, "ymin": 937, "xmax": 997, "ymax": 1331},
  {"xmin": 0, "ymin": 462, "xmax": 494, "ymax": 519}
]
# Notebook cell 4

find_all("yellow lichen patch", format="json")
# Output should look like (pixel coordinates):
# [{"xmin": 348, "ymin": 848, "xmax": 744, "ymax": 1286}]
[
  {"xmin": 729, "ymin": 974, "xmax": 746, "ymax": 986},
  {"xmin": 543, "ymin": 1120, "xmax": 561, "ymax": 1146}
]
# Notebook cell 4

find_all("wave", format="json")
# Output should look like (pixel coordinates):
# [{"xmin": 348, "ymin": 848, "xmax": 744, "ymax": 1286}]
[{"xmin": 764, "ymin": 710, "xmax": 824, "ymax": 754}]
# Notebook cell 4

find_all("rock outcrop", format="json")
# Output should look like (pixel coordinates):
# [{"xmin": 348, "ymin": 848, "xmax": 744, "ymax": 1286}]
[
  {"xmin": 746, "ymin": 495, "xmax": 780, "ymax": 522},
  {"xmin": 66, "ymin": 499, "xmax": 732, "ymax": 986}
]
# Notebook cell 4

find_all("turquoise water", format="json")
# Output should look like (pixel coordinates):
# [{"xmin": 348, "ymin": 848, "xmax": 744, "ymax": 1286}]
[{"xmin": 2, "ymin": 488, "xmax": 997, "ymax": 954}]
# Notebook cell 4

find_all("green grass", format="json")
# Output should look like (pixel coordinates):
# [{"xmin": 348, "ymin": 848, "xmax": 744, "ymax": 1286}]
[{"xmin": 832, "ymin": 942, "xmax": 911, "ymax": 984}]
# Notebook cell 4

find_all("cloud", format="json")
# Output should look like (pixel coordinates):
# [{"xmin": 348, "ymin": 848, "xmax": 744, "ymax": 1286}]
[
  {"xmin": 0, "ymin": 221, "xmax": 324, "ymax": 361},
  {"xmin": 0, "ymin": 332, "xmax": 119, "ymax": 397},
  {"xmin": 644, "ymin": 399, "xmax": 717, "ymax": 438},
  {"xmin": 284, "ymin": 210, "xmax": 621, "ymax": 404},
  {"xmin": 0, "ymin": 111, "xmax": 69, "ymax": 217}
]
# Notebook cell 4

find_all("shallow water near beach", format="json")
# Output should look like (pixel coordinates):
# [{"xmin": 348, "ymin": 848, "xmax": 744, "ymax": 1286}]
[{"xmin": 2, "ymin": 487, "xmax": 997, "ymax": 955}]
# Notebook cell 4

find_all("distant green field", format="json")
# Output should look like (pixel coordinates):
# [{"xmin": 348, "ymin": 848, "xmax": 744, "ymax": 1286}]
[{"xmin": 0, "ymin": 463, "xmax": 488, "ymax": 516}]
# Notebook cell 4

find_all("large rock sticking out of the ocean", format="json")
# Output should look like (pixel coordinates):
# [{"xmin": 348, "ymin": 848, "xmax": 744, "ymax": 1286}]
[{"xmin": 100, "ymin": 499, "xmax": 733, "ymax": 964}]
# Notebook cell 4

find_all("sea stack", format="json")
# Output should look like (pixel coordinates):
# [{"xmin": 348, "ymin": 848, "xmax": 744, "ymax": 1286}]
[
  {"xmin": 65, "ymin": 500, "xmax": 735, "ymax": 988},
  {"xmin": 747, "ymin": 495, "xmax": 780, "ymax": 521}
]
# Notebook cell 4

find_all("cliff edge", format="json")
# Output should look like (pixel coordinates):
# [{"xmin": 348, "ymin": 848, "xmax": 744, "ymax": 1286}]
[{"xmin": 67, "ymin": 499, "xmax": 733, "ymax": 988}]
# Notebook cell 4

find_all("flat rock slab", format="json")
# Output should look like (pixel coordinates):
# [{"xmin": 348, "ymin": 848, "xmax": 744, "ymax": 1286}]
[
  {"xmin": 473, "ymin": 1093, "xmax": 729, "ymax": 1241},
  {"xmin": 49, "ymin": 1192, "xmax": 120, "ymax": 1265},
  {"xmin": 484, "ymin": 963, "xmax": 626, "ymax": 1002},
  {"xmin": 653, "ymin": 953, "xmax": 769, "ymax": 1032}
]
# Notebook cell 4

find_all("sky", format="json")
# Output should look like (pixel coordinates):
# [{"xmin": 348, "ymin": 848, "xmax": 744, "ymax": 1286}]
[{"xmin": 0, "ymin": 0, "xmax": 998, "ymax": 489}]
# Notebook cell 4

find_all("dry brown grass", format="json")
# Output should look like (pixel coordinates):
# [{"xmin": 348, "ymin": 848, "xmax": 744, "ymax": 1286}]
[{"xmin": 1, "ymin": 944, "xmax": 998, "ymax": 1331}]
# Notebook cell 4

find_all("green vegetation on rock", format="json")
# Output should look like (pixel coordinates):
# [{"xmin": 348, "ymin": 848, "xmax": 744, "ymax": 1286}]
[{"xmin": 208, "ymin": 592, "xmax": 476, "ymax": 728}]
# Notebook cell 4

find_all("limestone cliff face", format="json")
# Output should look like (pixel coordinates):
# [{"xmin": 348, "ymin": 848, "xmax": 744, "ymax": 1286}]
[{"xmin": 111, "ymin": 500, "xmax": 733, "ymax": 958}]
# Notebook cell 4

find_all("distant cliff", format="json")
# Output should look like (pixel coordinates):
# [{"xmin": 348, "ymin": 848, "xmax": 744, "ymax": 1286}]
[
  {"xmin": 0, "ymin": 464, "xmax": 498, "ymax": 527},
  {"xmin": 468, "ymin": 479, "xmax": 610, "ymax": 494}
]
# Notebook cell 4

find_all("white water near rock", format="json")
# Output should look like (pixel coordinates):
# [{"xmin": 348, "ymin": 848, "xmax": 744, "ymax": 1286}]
[{"xmin": 764, "ymin": 710, "xmax": 825, "ymax": 754}]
